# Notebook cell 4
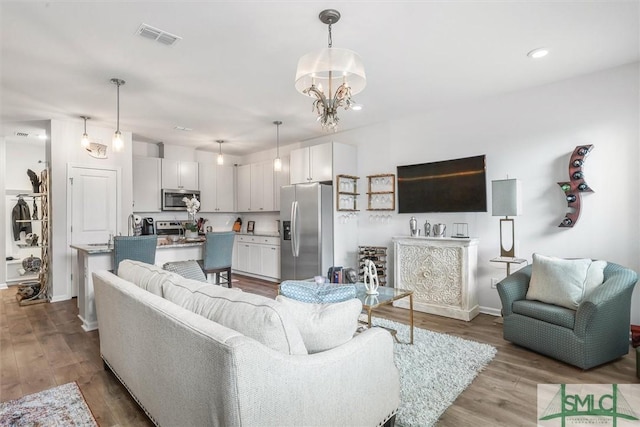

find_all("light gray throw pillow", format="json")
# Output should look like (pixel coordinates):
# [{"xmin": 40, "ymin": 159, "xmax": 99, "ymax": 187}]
[
  {"xmin": 526, "ymin": 254, "xmax": 606, "ymax": 309},
  {"xmin": 276, "ymin": 295, "xmax": 362, "ymax": 353}
]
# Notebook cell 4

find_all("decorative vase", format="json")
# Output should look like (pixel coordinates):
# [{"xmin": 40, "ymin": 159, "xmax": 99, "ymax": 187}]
[
  {"xmin": 185, "ymin": 230, "xmax": 198, "ymax": 239},
  {"xmin": 409, "ymin": 216, "xmax": 418, "ymax": 237}
]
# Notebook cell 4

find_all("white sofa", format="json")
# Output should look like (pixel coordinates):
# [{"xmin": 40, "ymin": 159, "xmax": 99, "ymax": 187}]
[{"xmin": 93, "ymin": 260, "xmax": 400, "ymax": 427}]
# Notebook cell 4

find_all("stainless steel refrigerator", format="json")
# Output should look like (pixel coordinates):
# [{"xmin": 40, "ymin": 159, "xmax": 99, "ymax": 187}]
[{"xmin": 280, "ymin": 183, "xmax": 334, "ymax": 280}]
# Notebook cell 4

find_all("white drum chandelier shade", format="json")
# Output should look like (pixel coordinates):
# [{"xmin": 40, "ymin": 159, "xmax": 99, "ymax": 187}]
[
  {"xmin": 294, "ymin": 48, "xmax": 367, "ymax": 96},
  {"xmin": 295, "ymin": 9, "xmax": 366, "ymax": 131}
]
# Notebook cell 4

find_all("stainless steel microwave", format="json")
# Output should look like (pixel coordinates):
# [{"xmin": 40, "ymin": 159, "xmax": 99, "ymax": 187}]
[{"xmin": 161, "ymin": 189, "xmax": 200, "ymax": 211}]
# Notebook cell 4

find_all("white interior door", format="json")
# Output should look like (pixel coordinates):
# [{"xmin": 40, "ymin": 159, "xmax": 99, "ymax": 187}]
[{"xmin": 69, "ymin": 166, "xmax": 118, "ymax": 296}]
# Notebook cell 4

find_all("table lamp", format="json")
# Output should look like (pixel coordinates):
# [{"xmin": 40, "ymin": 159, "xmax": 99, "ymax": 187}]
[{"xmin": 492, "ymin": 179, "xmax": 522, "ymax": 258}]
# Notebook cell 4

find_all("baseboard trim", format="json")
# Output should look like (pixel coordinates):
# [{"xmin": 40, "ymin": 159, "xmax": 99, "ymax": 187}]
[{"xmin": 479, "ymin": 306, "xmax": 501, "ymax": 317}]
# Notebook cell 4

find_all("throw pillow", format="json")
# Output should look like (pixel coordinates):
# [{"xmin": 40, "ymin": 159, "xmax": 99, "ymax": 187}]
[
  {"xmin": 584, "ymin": 260, "xmax": 607, "ymax": 297},
  {"xmin": 526, "ymin": 253, "xmax": 593, "ymax": 309},
  {"xmin": 117, "ymin": 259, "xmax": 175, "ymax": 297},
  {"xmin": 163, "ymin": 260, "xmax": 207, "ymax": 282},
  {"xmin": 276, "ymin": 295, "xmax": 362, "ymax": 353},
  {"xmin": 161, "ymin": 274, "xmax": 210, "ymax": 310},
  {"xmin": 279, "ymin": 281, "xmax": 357, "ymax": 303},
  {"xmin": 189, "ymin": 286, "xmax": 308, "ymax": 355}
]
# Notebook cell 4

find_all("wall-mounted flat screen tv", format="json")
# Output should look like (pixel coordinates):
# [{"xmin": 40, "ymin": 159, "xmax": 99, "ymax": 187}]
[{"xmin": 397, "ymin": 155, "xmax": 487, "ymax": 213}]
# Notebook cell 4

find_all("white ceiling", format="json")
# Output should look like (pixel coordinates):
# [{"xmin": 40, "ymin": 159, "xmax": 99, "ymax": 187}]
[{"xmin": 1, "ymin": 1, "xmax": 638, "ymax": 156}]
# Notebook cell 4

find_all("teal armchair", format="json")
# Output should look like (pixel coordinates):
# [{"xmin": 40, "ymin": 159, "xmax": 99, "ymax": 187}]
[{"xmin": 497, "ymin": 262, "xmax": 637, "ymax": 369}]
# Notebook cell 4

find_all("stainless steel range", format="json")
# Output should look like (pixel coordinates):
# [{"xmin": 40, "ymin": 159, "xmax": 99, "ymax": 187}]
[{"xmin": 155, "ymin": 220, "xmax": 183, "ymax": 236}]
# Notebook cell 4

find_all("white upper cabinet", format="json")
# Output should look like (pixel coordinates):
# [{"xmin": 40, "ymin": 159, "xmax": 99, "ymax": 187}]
[
  {"xmin": 199, "ymin": 164, "xmax": 235, "ymax": 212},
  {"xmin": 215, "ymin": 165, "xmax": 235, "ymax": 212},
  {"xmin": 290, "ymin": 147, "xmax": 310, "ymax": 184},
  {"xmin": 236, "ymin": 164, "xmax": 252, "ymax": 212},
  {"xmin": 237, "ymin": 161, "xmax": 277, "ymax": 212},
  {"xmin": 290, "ymin": 142, "xmax": 333, "ymax": 184},
  {"xmin": 253, "ymin": 161, "xmax": 275, "ymax": 212},
  {"xmin": 161, "ymin": 159, "xmax": 199, "ymax": 190},
  {"xmin": 133, "ymin": 157, "xmax": 161, "ymax": 212}
]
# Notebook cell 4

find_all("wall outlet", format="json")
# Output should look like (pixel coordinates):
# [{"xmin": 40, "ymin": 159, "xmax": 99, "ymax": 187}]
[{"xmin": 491, "ymin": 278, "xmax": 499, "ymax": 289}]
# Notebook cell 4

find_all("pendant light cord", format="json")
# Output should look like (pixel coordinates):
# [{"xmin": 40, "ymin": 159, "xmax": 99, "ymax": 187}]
[
  {"xmin": 116, "ymin": 82, "xmax": 120, "ymax": 132},
  {"xmin": 276, "ymin": 122, "xmax": 280, "ymax": 157}
]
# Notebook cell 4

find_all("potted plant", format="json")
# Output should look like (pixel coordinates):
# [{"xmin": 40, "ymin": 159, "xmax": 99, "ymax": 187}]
[{"xmin": 182, "ymin": 195, "xmax": 200, "ymax": 238}]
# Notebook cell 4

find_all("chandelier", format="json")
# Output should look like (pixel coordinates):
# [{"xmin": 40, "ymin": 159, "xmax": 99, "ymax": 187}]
[{"xmin": 295, "ymin": 9, "xmax": 366, "ymax": 132}]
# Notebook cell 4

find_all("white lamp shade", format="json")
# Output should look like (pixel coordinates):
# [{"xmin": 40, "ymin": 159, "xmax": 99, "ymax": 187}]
[
  {"xmin": 295, "ymin": 47, "xmax": 366, "ymax": 96},
  {"xmin": 492, "ymin": 179, "xmax": 522, "ymax": 216}
]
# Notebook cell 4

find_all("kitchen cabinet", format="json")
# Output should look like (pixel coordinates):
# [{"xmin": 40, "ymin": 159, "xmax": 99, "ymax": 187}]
[
  {"xmin": 237, "ymin": 161, "xmax": 276, "ymax": 212},
  {"xmin": 252, "ymin": 161, "xmax": 274, "ymax": 212},
  {"xmin": 236, "ymin": 165, "xmax": 251, "ymax": 212},
  {"xmin": 232, "ymin": 235, "xmax": 280, "ymax": 281},
  {"xmin": 199, "ymin": 163, "xmax": 234, "ymax": 212},
  {"xmin": 133, "ymin": 157, "xmax": 161, "ymax": 212},
  {"xmin": 290, "ymin": 142, "xmax": 356, "ymax": 185},
  {"xmin": 161, "ymin": 159, "xmax": 199, "ymax": 190},
  {"xmin": 290, "ymin": 143, "xmax": 333, "ymax": 184},
  {"xmin": 260, "ymin": 244, "xmax": 280, "ymax": 279}
]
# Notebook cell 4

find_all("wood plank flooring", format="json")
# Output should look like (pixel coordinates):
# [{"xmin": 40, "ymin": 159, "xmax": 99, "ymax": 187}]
[{"xmin": 1, "ymin": 276, "xmax": 637, "ymax": 426}]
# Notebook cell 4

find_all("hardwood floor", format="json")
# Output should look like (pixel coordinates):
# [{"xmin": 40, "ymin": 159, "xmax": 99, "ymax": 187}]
[{"xmin": 1, "ymin": 277, "xmax": 637, "ymax": 426}]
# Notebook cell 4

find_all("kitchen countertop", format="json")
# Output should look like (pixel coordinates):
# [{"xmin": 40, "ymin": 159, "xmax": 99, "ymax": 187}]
[
  {"xmin": 237, "ymin": 232, "xmax": 280, "ymax": 238},
  {"xmin": 71, "ymin": 232, "xmax": 279, "ymax": 254},
  {"xmin": 70, "ymin": 237, "xmax": 205, "ymax": 254}
]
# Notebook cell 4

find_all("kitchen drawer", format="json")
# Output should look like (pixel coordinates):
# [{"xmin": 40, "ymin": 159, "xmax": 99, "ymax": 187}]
[{"xmin": 237, "ymin": 235, "xmax": 280, "ymax": 246}]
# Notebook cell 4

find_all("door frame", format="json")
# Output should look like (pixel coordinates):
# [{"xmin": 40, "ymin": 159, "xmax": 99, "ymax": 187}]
[{"xmin": 66, "ymin": 163, "xmax": 122, "ymax": 298}]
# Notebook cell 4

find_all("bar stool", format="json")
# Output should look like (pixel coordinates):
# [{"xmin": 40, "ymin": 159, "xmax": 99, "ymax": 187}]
[
  {"xmin": 112, "ymin": 235, "xmax": 157, "ymax": 275},
  {"xmin": 199, "ymin": 231, "xmax": 235, "ymax": 287}
]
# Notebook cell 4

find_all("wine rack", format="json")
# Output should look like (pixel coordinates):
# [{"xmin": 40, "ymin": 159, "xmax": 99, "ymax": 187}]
[
  {"xmin": 358, "ymin": 245, "xmax": 388, "ymax": 286},
  {"xmin": 557, "ymin": 145, "xmax": 594, "ymax": 227},
  {"xmin": 366, "ymin": 174, "xmax": 395, "ymax": 211},
  {"xmin": 336, "ymin": 174, "xmax": 359, "ymax": 211}
]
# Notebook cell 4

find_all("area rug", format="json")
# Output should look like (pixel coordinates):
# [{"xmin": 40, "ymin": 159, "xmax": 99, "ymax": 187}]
[
  {"xmin": 0, "ymin": 382, "xmax": 97, "ymax": 426},
  {"xmin": 369, "ymin": 317, "xmax": 497, "ymax": 427}
]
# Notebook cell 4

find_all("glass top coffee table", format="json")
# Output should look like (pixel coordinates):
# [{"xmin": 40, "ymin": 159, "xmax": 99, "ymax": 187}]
[{"xmin": 355, "ymin": 284, "xmax": 414, "ymax": 344}]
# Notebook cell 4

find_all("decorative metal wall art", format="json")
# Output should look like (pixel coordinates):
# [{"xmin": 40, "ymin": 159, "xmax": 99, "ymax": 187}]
[{"xmin": 557, "ymin": 145, "xmax": 594, "ymax": 227}]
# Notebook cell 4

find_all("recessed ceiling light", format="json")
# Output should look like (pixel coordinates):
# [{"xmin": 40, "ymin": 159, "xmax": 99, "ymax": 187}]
[
  {"xmin": 527, "ymin": 48, "xmax": 549, "ymax": 59},
  {"xmin": 351, "ymin": 103, "xmax": 363, "ymax": 111},
  {"xmin": 174, "ymin": 126, "xmax": 192, "ymax": 131}
]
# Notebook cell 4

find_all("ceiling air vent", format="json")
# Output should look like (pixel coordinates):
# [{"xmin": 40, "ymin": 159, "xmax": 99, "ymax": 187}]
[
  {"xmin": 15, "ymin": 132, "xmax": 29, "ymax": 137},
  {"xmin": 136, "ymin": 23, "xmax": 181, "ymax": 46}
]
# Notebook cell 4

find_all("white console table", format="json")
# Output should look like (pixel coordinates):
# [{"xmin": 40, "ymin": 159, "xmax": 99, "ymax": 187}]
[{"xmin": 392, "ymin": 236, "xmax": 479, "ymax": 321}]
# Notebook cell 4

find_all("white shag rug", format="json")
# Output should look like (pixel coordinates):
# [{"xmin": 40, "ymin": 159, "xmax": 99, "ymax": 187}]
[{"xmin": 368, "ymin": 317, "xmax": 497, "ymax": 427}]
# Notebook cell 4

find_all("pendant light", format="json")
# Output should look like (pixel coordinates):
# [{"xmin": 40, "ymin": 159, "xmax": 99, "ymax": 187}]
[
  {"xmin": 80, "ymin": 116, "xmax": 90, "ymax": 148},
  {"xmin": 273, "ymin": 120, "xmax": 282, "ymax": 172},
  {"xmin": 111, "ymin": 78, "xmax": 126, "ymax": 152},
  {"xmin": 216, "ymin": 140, "xmax": 224, "ymax": 165}
]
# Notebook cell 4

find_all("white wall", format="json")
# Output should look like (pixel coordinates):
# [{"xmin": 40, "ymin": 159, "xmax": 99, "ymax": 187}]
[
  {"xmin": 303, "ymin": 63, "xmax": 640, "ymax": 323},
  {"xmin": 49, "ymin": 119, "xmax": 133, "ymax": 301}
]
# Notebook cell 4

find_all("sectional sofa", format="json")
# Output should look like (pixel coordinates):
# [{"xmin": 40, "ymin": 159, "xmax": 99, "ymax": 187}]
[{"xmin": 92, "ymin": 260, "xmax": 400, "ymax": 427}]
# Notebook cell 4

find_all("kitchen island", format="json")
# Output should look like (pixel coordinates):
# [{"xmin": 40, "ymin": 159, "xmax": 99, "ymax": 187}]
[{"xmin": 71, "ymin": 238, "xmax": 205, "ymax": 331}]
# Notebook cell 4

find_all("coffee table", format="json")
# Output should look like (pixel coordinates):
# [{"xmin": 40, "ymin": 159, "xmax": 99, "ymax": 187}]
[{"xmin": 355, "ymin": 284, "xmax": 414, "ymax": 344}]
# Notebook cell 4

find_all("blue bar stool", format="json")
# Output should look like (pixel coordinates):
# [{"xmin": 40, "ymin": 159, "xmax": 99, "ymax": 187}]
[
  {"xmin": 200, "ymin": 231, "xmax": 235, "ymax": 287},
  {"xmin": 112, "ymin": 235, "xmax": 157, "ymax": 275}
]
